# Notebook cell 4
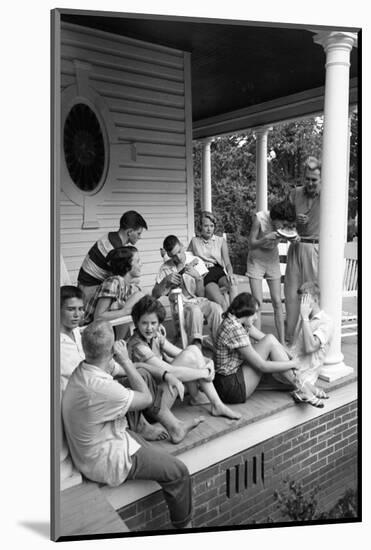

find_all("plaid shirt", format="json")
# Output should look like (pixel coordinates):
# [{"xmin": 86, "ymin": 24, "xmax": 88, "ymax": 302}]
[
  {"xmin": 83, "ymin": 275, "xmax": 141, "ymax": 324},
  {"xmin": 215, "ymin": 313, "xmax": 252, "ymax": 375},
  {"xmin": 127, "ymin": 329, "xmax": 166, "ymax": 363}
]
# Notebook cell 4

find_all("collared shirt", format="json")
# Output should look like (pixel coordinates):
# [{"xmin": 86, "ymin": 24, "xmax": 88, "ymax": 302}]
[
  {"xmin": 78, "ymin": 231, "xmax": 127, "ymax": 286},
  {"xmin": 128, "ymin": 329, "xmax": 166, "ymax": 363},
  {"xmin": 290, "ymin": 309, "xmax": 333, "ymax": 375},
  {"xmin": 60, "ymin": 329, "xmax": 85, "ymax": 393},
  {"xmin": 156, "ymin": 251, "xmax": 208, "ymax": 300},
  {"xmin": 62, "ymin": 361, "xmax": 140, "ymax": 487},
  {"xmin": 188, "ymin": 234, "xmax": 225, "ymax": 269},
  {"xmin": 290, "ymin": 186, "xmax": 320, "ymax": 239},
  {"xmin": 84, "ymin": 275, "xmax": 141, "ymax": 324},
  {"xmin": 215, "ymin": 313, "xmax": 252, "ymax": 375}
]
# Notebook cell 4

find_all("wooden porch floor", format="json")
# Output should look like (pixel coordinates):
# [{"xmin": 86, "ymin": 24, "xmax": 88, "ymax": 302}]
[{"xmin": 150, "ymin": 291, "xmax": 358, "ymax": 458}]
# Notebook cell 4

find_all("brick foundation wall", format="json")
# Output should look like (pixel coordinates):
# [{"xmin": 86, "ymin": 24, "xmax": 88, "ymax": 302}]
[{"xmin": 118, "ymin": 402, "xmax": 358, "ymax": 531}]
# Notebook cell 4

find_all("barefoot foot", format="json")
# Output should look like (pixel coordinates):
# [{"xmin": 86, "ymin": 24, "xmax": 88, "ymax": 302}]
[
  {"xmin": 210, "ymin": 403, "xmax": 241, "ymax": 420},
  {"xmin": 169, "ymin": 416, "xmax": 205, "ymax": 444},
  {"xmin": 140, "ymin": 422, "xmax": 169, "ymax": 441}
]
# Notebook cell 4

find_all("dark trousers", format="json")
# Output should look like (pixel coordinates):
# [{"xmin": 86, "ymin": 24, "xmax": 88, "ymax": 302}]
[{"xmin": 127, "ymin": 432, "xmax": 192, "ymax": 529}]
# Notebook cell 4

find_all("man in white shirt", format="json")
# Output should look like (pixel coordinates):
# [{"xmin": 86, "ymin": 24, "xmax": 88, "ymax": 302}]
[
  {"xmin": 152, "ymin": 235, "xmax": 223, "ymax": 347},
  {"xmin": 62, "ymin": 320, "xmax": 193, "ymax": 529}
]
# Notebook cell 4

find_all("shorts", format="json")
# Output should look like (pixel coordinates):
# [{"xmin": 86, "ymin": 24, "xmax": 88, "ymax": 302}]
[
  {"xmin": 115, "ymin": 367, "xmax": 163, "ymax": 415},
  {"xmin": 214, "ymin": 368, "xmax": 246, "ymax": 404},
  {"xmin": 246, "ymin": 255, "xmax": 281, "ymax": 281},
  {"xmin": 284, "ymin": 242, "xmax": 319, "ymax": 293},
  {"xmin": 204, "ymin": 264, "xmax": 226, "ymax": 286}
]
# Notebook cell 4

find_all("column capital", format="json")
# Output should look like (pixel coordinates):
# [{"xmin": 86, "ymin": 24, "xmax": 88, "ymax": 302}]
[
  {"xmin": 201, "ymin": 137, "xmax": 213, "ymax": 146},
  {"xmin": 254, "ymin": 126, "xmax": 273, "ymax": 139},
  {"xmin": 313, "ymin": 31, "xmax": 358, "ymax": 52}
]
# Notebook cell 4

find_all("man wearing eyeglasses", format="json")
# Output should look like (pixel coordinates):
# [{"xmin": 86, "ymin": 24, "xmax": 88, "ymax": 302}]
[{"xmin": 284, "ymin": 156, "xmax": 322, "ymax": 344}]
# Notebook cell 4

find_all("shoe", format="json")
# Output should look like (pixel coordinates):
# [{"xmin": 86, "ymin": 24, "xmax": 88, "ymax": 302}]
[
  {"xmin": 313, "ymin": 387, "xmax": 329, "ymax": 399},
  {"xmin": 291, "ymin": 391, "xmax": 324, "ymax": 408}
]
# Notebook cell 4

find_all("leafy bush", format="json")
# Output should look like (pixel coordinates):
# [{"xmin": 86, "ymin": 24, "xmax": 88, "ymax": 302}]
[
  {"xmin": 274, "ymin": 479, "xmax": 320, "ymax": 521},
  {"xmin": 273, "ymin": 478, "xmax": 358, "ymax": 522}
]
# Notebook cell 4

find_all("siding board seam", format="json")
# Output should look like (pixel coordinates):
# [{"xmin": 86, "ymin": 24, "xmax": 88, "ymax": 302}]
[
  {"xmin": 61, "ymin": 46, "xmax": 184, "ymax": 81},
  {"xmin": 61, "ymin": 22, "xmax": 185, "ymax": 58}
]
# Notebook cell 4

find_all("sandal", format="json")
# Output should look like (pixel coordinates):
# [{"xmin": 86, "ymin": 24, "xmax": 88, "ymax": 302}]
[
  {"xmin": 313, "ymin": 387, "xmax": 329, "ymax": 399},
  {"xmin": 291, "ymin": 391, "xmax": 324, "ymax": 408}
]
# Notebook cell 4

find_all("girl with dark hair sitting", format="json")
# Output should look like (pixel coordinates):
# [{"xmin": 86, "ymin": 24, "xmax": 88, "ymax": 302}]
[
  {"xmin": 128, "ymin": 295, "xmax": 241, "ymax": 422},
  {"xmin": 83, "ymin": 246, "xmax": 144, "ymax": 326},
  {"xmin": 214, "ymin": 292, "xmax": 298, "ymax": 404}
]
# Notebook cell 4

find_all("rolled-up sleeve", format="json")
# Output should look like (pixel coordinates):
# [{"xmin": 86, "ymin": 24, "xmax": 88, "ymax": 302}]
[{"xmin": 313, "ymin": 317, "xmax": 333, "ymax": 348}]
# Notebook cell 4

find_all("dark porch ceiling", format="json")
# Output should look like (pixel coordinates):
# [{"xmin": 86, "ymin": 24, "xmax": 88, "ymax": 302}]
[{"xmin": 60, "ymin": 12, "xmax": 359, "ymax": 127}]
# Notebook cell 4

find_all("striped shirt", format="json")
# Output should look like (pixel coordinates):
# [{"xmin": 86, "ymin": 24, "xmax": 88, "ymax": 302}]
[{"xmin": 78, "ymin": 232, "xmax": 126, "ymax": 287}]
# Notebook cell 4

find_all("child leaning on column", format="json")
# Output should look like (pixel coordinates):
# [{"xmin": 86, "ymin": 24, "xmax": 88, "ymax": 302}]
[{"xmin": 274, "ymin": 281, "xmax": 333, "ymax": 408}]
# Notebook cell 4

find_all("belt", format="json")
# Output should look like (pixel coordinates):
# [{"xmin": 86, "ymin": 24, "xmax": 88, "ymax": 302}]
[{"xmin": 300, "ymin": 238, "xmax": 319, "ymax": 244}]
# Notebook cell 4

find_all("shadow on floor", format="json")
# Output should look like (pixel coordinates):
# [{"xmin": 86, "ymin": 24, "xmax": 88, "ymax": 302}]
[{"xmin": 18, "ymin": 521, "xmax": 49, "ymax": 539}]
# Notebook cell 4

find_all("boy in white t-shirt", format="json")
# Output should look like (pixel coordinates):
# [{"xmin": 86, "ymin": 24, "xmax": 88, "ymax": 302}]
[
  {"xmin": 152, "ymin": 234, "xmax": 223, "ymax": 348},
  {"xmin": 60, "ymin": 285, "xmax": 168, "ymax": 441}
]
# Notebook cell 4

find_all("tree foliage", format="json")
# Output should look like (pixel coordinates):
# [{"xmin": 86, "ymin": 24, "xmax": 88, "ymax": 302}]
[{"xmin": 192, "ymin": 113, "xmax": 358, "ymax": 274}]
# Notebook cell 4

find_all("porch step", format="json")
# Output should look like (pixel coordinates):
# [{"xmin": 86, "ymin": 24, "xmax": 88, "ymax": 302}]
[{"xmin": 59, "ymin": 481, "xmax": 129, "ymax": 538}]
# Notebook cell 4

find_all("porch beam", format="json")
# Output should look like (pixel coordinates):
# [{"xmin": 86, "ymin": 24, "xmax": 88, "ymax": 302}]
[
  {"xmin": 193, "ymin": 78, "xmax": 358, "ymax": 140},
  {"xmin": 313, "ymin": 31, "xmax": 358, "ymax": 382}
]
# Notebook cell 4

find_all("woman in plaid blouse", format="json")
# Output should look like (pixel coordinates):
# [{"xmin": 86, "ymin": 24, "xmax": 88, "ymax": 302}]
[
  {"xmin": 214, "ymin": 292, "xmax": 298, "ymax": 404},
  {"xmin": 83, "ymin": 246, "xmax": 144, "ymax": 329}
]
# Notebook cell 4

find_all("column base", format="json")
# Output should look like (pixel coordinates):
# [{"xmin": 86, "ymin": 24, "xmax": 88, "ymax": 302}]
[{"xmin": 319, "ymin": 362, "xmax": 354, "ymax": 383}]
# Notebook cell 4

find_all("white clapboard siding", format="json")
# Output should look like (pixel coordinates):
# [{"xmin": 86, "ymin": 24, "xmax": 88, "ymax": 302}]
[{"xmin": 60, "ymin": 22, "xmax": 193, "ymax": 291}]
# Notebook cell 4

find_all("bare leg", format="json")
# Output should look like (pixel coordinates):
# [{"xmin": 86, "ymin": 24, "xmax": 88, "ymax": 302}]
[
  {"xmin": 205, "ymin": 281, "xmax": 228, "ymax": 309},
  {"xmin": 164, "ymin": 345, "xmax": 209, "ymax": 383},
  {"xmin": 154, "ymin": 383, "xmax": 204, "ymax": 444},
  {"xmin": 248, "ymin": 277, "xmax": 263, "ymax": 330},
  {"xmin": 241, "ymin": 364, "xmax": 263, "ymax": 398},
  {"xmin": 199, "ymin": 377, "xmax": 242, "ymax": 419},
  {"xmin": 267, "ymin": 278, "xmax": 285, "ymax": 344},
  {"xmin": 253, "ymin": 333, "xmax": 290, "ymax": 361}
]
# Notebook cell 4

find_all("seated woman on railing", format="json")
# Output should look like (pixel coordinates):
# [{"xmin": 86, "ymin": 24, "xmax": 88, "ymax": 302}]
[
  {"xmin": 187, "ymin": 211, "xmax": 238, "ymax": 310},
  {"xmin": 83, "ymin": 246, "xmax": 144, "ymax": 336},
  {"xmin": 214, "ymin": 292, "xmax": 298, "ymax": 405}
]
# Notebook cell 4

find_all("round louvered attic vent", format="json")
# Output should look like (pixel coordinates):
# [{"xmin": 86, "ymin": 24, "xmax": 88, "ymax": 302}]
[{"xmin": 63, "ymin": 103, "xmax": 106, "ymax": 193}]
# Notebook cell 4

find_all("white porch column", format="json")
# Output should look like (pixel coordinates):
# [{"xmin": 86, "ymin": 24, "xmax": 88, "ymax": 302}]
[
  {"xmin": 201, "ymin": 138, "xmax": 213, "ymax": 212},
  {"xmin": 313, "ymin": 31, "xmax": 358, "ymax": 382},
  {"xmin": 255, "ymin": 126, "xmax": 271, "ymax": 212}
]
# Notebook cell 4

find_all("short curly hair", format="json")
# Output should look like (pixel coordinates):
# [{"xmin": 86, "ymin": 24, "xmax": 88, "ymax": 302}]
[
  {"xmin": 106, "ymin": 246, "xmax": 138, "ymax": 276},
  {"xmin": 131, "ymin": 295, "xmax": 167, "ymax": 326},
  {"xmin": 60, "ymin": 285, "xmax": 83, "ymax": 307},
  {"xmin": 225, "ymin": 292, "xmax": 259, "ymax": 319}
]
